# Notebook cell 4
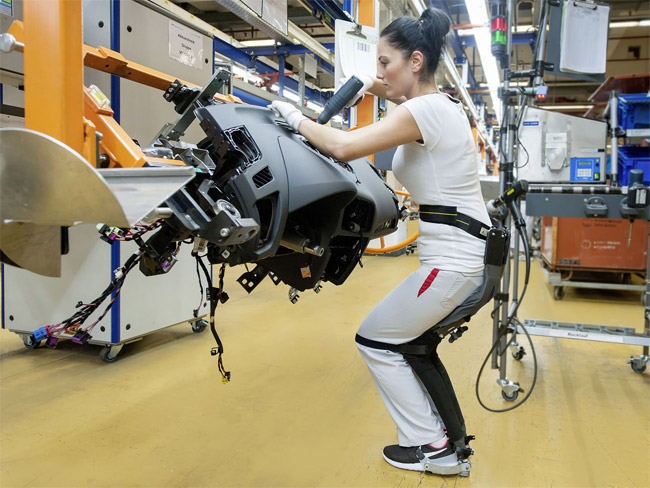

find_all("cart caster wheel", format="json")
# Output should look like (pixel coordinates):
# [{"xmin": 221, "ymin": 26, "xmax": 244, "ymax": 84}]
[
  {"xmin": 553, "ymin": 286, "xmax": 565, "ymax": 300},
  {"xmin": 512, "ymin": 349, "xmax": 525, "ymax": 361},
  {"xmin": 23, "ymin": 335, "xmax": 41, "ymax": 349},
  {"xmin": 631, "ymin": 362, "xmax": 646, "ymax": 373},
  {"xmin": 502, "ymin": 389, "xmax": 519, "ymax": 402},
  {"xmin": 100, "ymin": 346, "xmax": 119, "ymax": 363},
  {"xmin": 191, "ymin": 319, "xmax": 208, "ymax": 333}
]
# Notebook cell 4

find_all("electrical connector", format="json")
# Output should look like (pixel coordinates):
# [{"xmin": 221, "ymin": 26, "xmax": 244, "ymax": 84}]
[
  {"xmin": 46, "ymin": 336, "xmax": 59, "ymax": 348},
  {"xmin": 32, "ymin": 326, "xmax": 49, "ymax": 341},
  {"xmin": 71, "ymin": 330, "xmax": 92, "ymax": 344},
  {"xmin": 97, "ymin": 224, "xmax": 124, "ymax": 244}
]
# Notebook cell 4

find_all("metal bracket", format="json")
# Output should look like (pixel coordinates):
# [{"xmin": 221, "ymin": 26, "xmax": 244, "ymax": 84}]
[
  {"xmin": 416, "ymin": 447, "xmax": 472, "ymax": 477},
  {"xmin": 289, "ymin": 287, "xmax": 300, "ymax": 304},
  {"xmin": 497, "ymin": 378, "xmax": 523, "ymax": 395},
  {"xmin": 152, "ymin": 67, "xmax": 232, "ymax": 144},
  {"xmin": 237, "ymin": 265, "xmax": 269, "ymax": 294},
  {"xmin": 584, "ymin": 196, "xmax": 608, "ymax": 217}
]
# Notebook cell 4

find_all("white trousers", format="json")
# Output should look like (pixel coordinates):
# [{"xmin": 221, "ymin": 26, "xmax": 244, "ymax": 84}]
[{"xmin": 357, "ymin": 266, "xmax": 483, "ymax": 447}]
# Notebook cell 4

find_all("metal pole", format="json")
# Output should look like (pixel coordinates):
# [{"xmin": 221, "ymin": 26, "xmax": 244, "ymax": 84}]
[
  {"xmin": 643, "ymin": 223, "xmax": 650, "ymax": 356},
  {"xmin": 610, "ymin": 90, "xmax": 619, "ymax": 185},
  {"xmin": 278, "ymin": 54, "xmax": 285, "ymax": 98},
  {"xmin": 498, "ymin": 108, "xmax": 516, "ymax": 381},
  {"xmin": 110, "ymin": 0, "xmax": 122, "ymax": 346},
  {"xmin": 533, "ymin": 0, "xmax": 549, "ymax": 87},
  {"xmin": 298, "ymin": 55, "xmax": 305, "ymax": 107}
]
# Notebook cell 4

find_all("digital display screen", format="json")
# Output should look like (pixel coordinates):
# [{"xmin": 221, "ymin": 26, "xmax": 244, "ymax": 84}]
[{"xmin": 578, "ymin": 160, "xmax": 591, "ymax": 166}]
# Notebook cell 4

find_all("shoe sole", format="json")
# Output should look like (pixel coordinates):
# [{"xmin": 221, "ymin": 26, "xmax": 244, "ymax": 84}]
[{"xmin": 382, "ymin": 452, "xmax": 461, "ymax": 474}]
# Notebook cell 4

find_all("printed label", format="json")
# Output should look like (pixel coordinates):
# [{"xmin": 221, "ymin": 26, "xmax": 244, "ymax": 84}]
[{"xmin": 168, "ymin": 20, "xmax": 203, "ymax": 69}]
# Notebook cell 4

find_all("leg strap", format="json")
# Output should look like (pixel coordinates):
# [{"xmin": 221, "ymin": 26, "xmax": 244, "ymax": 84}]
[
  {"xmin": 403, "ymin": 347, "xmax": 466, "ymax": 449},
  {"xmin": 356, "ymin": 334, "xmax": 471, "ymax": 455}
]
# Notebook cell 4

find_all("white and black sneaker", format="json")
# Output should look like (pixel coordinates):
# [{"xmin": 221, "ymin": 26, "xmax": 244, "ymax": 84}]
[{"xmin": 382, "ymin": 438, "xmax": 460, "ymax": 474}]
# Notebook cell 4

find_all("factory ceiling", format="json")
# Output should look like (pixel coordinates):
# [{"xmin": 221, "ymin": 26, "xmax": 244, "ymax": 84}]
[{"xmin": 172, "ymin": 0, "xmax": 649, "ymax": 119}]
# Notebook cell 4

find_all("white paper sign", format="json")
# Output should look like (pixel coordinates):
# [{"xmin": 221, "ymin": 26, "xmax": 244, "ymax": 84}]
[
  {"xmin": 334, "ymin": 19, "xmax": 378, "ymax": 82},
  {"xmin": 304, "ymin": 53, "xmax": 318, "ymax": 78},
  {"xmin": 560, "ymin": 0, "xmax": 609, "ymax": 74},
  {"xmin": 168, "ymin": 20, "xmax": 204, "ymax": 70}
]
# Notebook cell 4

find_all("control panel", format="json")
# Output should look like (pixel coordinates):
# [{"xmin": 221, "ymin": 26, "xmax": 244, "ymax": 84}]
[{"xmin": 570, "ymin": 157, "xmax": 601, "ymax": 182}]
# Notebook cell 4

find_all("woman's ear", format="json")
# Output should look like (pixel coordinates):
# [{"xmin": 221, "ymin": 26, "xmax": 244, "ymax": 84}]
[{"xmin": 410, "ymin": 51, "xmax": 425, "ymax": 75}]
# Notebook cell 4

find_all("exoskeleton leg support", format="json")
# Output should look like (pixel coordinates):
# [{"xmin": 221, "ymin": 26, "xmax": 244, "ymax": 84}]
[
  {"xmin": 415, "ymin": 446, "xmax": 472, "ymax": 476},
  {"xmin": 404, "ymin": 348, "xmax": 467, "ymax": 449}
]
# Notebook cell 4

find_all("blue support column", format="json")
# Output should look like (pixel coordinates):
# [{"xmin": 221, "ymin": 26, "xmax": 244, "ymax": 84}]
[
  {"xmin": 278, "ymin": 54, "xmax": 285, "ymax": 97},
  {"xmin": 343, "ymin": 0, "xmax": 352, "ymax": 15},
  {"xmin": 213, "ymin": 36, "xmax": 326, "ymax": 104},
  {"xmin": 110, "ymin": 0, "xmax": 121, "ymax": 345}
]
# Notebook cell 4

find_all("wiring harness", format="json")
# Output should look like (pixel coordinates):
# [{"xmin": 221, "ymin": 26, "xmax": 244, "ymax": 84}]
[
  {"xmin": 29, "ymin": 251, "xmax": 143, "ymax": 348},
  {"xmin": 28, "ymin": 221, "xmax": 165, "ymax": 348}
]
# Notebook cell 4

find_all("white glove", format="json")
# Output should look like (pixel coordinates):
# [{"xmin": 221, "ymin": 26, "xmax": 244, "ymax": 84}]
[
  {"xmin": 270, "ymin": 100, "xmax": 307, "ymax": 131},
  {"xmin": 338, "ymin": 73, "xmax": 375, "ymax": 108}
]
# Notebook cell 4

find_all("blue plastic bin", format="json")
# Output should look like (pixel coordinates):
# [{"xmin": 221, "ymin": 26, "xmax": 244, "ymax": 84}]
[
  {"xmin": 618, "ymin": 93, "xmax": 650, "ymax": 131},
  {"xmin": 617, "ymin": 146, "xmax": 650, "ymax": 186}
]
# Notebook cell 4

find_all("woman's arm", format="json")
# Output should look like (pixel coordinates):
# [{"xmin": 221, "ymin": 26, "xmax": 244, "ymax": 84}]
[
  {"xmin": 366, "ymin": 78, "xmax": 407, "ymax": 105},
  {"xmin": 297, "ymin": 105, "xmax": 421, "ymax": 162}
]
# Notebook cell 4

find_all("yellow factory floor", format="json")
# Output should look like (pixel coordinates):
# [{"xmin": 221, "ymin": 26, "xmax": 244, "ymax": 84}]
[{"xmin": 1, "ymin": 255, "xmax": 649, "ymax": 488}]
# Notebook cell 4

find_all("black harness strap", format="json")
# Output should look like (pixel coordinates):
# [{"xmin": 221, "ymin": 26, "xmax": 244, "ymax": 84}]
[
  {"xmin": 419, "ymin": 204, "xmax": 490, "ymax": 241},
  {"xmin": 355, "ymin": 334, "xmax": 401, "ymax": 353}
]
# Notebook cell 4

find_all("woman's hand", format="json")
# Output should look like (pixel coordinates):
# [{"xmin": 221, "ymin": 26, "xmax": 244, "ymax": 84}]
[
  {"xmin": 338, "ymin": 73, "xmax": 375, "ymax": 108},
  {"xmin": 270, "ymin": 101, "xmax": 307, "ymax": 131}
]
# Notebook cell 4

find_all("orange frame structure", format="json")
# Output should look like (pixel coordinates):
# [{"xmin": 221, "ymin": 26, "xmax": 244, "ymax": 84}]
[{"xmin": 9, "ymin": 0, "xmax": 240, "ymax": 170}]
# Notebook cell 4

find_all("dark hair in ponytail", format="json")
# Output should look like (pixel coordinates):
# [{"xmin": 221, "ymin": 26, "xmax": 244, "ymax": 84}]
[{"xmin": 379, "ymin": 8, "xmax": 451, "ymax": 82}]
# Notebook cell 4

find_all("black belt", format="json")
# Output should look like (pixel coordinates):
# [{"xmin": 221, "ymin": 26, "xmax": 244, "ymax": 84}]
[{"xmin": 419, "ymin": 204, "xmax": 490, "ymax": 241}]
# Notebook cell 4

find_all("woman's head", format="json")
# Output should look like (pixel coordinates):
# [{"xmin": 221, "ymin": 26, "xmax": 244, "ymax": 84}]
[{"xmin": 377, "ymin": 8, "xmax": 451, "ymax": 97}]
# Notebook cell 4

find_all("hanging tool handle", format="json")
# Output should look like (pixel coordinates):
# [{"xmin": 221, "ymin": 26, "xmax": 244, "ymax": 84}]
[{"xmin": 317, "ymin": 76, "xmax": 364, "ymax": 125}]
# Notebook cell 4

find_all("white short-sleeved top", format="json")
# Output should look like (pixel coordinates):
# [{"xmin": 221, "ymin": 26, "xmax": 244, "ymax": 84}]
[{"xmin": 392, "ymin": 92, "xmax": 491, "ymax": 273}]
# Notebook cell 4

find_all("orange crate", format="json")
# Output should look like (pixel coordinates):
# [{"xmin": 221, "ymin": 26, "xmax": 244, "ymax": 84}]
[{"xmin": 541, "ymin": 217, "xmax": 648, "ymax": 272}]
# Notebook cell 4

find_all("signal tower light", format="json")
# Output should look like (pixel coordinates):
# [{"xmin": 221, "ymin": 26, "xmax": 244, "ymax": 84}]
[{"xmin": 489, "ymin": 0, "xmax": 507, "ymax": 69}]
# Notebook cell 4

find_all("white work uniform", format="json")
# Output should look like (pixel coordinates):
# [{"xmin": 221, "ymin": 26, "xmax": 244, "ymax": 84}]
[{"xmin": 357, "ymin": 92, "xmax": 490, "ymax": 447}]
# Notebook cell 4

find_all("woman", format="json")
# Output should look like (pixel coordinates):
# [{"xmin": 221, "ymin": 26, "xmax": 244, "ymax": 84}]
[{"xmin": 271, "ymin": 7, "xmax": 490, "ymax": 475}]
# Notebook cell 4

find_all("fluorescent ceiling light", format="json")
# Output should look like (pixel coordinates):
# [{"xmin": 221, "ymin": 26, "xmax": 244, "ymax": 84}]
[
  {"xmin": 232, "ymin": 65, "xmax": 264, "ymax": 84},
  {"xmin": 283, "ymin": 90, "xmax": 300, "ymax": 103},
  {"xmin": 458, "ymin": 25, "xmax": 540, "ymax": 35},
  {"xmin": 463, "ymin": 0, "xmax": 501, "ymax": 119},
  {"xmin": 541, "ymin": 105, "xmax": 594, "ymax": 110},
  {"xmin": 460, "ymin": 20, "xmax": 650, "ymax": 36},
  {"xmin": 409, "ymin": 0, "xmax": 428, "ymax": 13},
  {"xmin": 611, "ymin": 20, "xmax": 650, "ymax": 28},
  {"xmin": 464, "ymin": 0, "xmax": 489, "ymax": 24},
  {"xmin": 239, "ymin": 39, "xmax": 276, "ymax": 47}
]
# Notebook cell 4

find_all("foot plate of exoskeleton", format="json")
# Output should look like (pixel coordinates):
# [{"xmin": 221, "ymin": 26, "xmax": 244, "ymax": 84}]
[{"xmin": 421, "ymin": 458, "xmax": 471, "ymax": 476}]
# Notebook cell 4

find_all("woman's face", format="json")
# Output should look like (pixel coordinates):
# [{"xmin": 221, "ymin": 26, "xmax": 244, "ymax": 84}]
[{"xmin": 376, "ymin": 37, "xmax": 415, "ymax": 99}]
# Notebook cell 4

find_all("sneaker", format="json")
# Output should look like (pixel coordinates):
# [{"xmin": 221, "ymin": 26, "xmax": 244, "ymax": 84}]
[{"xmin": 382, "ymin": 439, "xmax": 459, "ymax": 473}]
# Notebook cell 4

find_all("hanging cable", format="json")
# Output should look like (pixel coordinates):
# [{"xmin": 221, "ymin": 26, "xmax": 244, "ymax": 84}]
[
  {"xmin": 196, "ymin": 256, "xmax": 231, "ymax": 383},
  {"xmin": 475, "ymin": 216, "xmax": 538, "ymax": 412}
]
